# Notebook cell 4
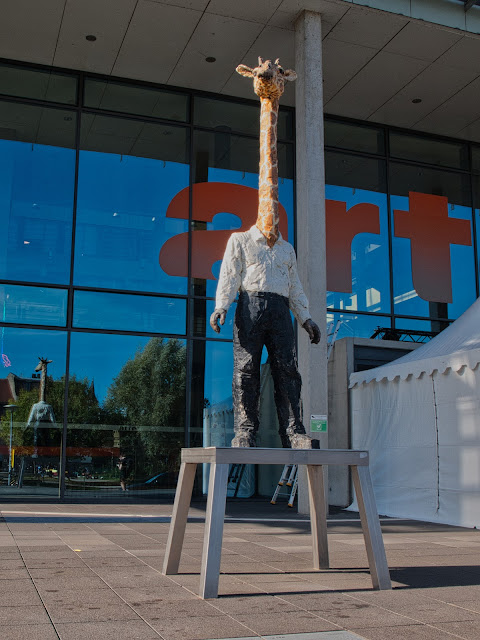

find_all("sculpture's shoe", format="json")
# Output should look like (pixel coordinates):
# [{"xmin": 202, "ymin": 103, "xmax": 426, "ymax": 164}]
[
  {"xmin": 231, "ymin": 433, "xmax": 255, "ymax": 447},
  {"xmin": 289, "ymin": 433, "xmax": 313, "ymax": 449}
]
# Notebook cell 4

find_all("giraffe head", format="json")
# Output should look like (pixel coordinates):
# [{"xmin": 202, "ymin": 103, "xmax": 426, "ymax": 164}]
[{"xmin": 236, "ymin": 57, "xmax": 296, "ymax": 100}]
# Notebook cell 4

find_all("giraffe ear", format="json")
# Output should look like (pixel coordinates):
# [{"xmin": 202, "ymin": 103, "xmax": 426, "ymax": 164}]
[
  {"xmin": 236, "ymin": 64, "xmax": 254, "ymax": 78},
  {"xmin": 284, "ymin": 69, "xmax": 297, "ymax": 81}
]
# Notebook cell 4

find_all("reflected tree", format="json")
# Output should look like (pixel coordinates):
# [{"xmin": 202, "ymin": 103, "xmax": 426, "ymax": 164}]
[{"xmin": 105, "ymin": 338, "xmax": 186, "ymax": 476}]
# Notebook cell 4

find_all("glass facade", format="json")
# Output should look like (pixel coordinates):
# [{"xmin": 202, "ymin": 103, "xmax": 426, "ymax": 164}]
[{"xmin": 0, "ymin": 61, "xmax": 479, "ymax": 499}]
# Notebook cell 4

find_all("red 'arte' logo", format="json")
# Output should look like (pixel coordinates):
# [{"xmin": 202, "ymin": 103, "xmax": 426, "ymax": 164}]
[{"xmin": 159, "ymin": 183, "xmax": 472, "ymax": 304}]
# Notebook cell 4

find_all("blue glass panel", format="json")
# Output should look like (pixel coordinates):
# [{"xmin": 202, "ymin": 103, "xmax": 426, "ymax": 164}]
[
  {"xmin": 73, "ymin": 290, "xmax": 186, "ymax": 334},
  {"xmin": 74, "ymin": 145, "xmax": 189, "ymax": 294},
  {"xmin": 326, "ymin": 311, "xmax": 390, "ymax": 340},
  {"xmin": 0, "ymin": 285, "xmax": 67, "ymax": 326},
  {"xmin": 0, "ymin": 105, "xmax": 76, "ymax": 284},
  {"xmin": 0, "ymin": 328, "xmax": 67, "ymax": 498},
  {"xmin": 65, "ymin": 333, "xmax": 186, "ymax": 497},
  {"xmin": 326, "ymin": 185, "xmax": 390, "ymax": 314},
  {"xmin": 391, "ymin": 195, "xmax": 476, "ymax": 319}
]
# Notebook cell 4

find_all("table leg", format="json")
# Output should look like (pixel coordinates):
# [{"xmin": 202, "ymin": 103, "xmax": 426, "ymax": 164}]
[
  {"xmin": 306, "ymin": 464, "xmax": 329, "ymax": 569},
  {"xmin": 162, "ymin": 461, "xmax": 197, "ymax": 575},
  {"xmin": 351, "ymin": 465, "xmax": 391, "ymax": 590},
  {"xmin": 200, "ymin": 462, "xmax": 229, "ymax": 599}
]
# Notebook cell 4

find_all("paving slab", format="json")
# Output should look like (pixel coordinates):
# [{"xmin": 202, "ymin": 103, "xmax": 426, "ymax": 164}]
[{"xmin": 0, "ymin": 502, "xmax": 479, "ymax": 640}]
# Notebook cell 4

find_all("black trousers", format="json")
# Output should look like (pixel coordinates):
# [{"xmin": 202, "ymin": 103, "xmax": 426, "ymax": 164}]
[{"xmin": 233, "ymin": 291, "xmax": 306, "ymax": 447}]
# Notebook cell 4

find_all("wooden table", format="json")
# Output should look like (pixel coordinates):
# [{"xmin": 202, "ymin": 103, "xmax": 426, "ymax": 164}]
[{"xmin": 162, "ymin": 447, "xmax": 391, "ymax": 598}]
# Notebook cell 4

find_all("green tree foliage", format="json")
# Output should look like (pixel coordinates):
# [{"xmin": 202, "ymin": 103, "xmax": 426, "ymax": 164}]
[{"xmin": 105, "ymin": 338, "xmax": 186, "ymax": 475}]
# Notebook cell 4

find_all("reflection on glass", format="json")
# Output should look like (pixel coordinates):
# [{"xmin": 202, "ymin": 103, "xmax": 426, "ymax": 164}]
[
  {"xmin": 0, "ymin": 328, "xmax": 67, "ymax": 497},
  {"xmin": 389, "ymin": 132, "xmax": 469, "ymax": 170},
  {"xmin": 193, "ymin": 299, "xmax": 236, "ymax": 339},
  {"xmin": 0, "ymin": 104, "xmax": 76, "ymax": 284},
  {"xmin": 326, "ymin": 185, "xmax": 390, "ymax": 314},
  {"xmin": 84, "ymin": 78, "xmax": 188, "ymax": 122},
  {"xmin": 0, "ymin": 63, "xmax": 77, "ymax": 104},
  {"xmin": 326, "ymin": 311, "xmax": 390, "ymax": 340},
  {"xmin": 0, "ymin": 285, "xmax": 67, "ymax": 326},
  {"xmin": 192, "ymin": 339, "xmax": 254, "ymax": 498},
  {"xmin": 324, "ymin": 119, "xmax": 385, "ymax": 155},
  {"xmin": 73, "ymin": 291, "xmax": 186, "ymax": 334},
  {"xmin": 74, "ymin": 118, "xmax": 189, "ymax": 293},
  {"xmin": 194, "ymin": 96, "xmax": 294, "ymax": 140},
  {"xmin": 65, "ymin": 333, "xmax": 186, "ymax": 497},
  {"xmin": 391, "ymin": 193, "xmax": 476, "ymax": 319},
  {"xmin": 394, "ymin": 317, "xmax": 452, "ymax": 341}
]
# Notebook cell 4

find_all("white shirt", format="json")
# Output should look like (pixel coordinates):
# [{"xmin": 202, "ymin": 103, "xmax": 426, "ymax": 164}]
[{"xmin": 215, "ymin": 225, "xmax": 311, "ymax": 325}]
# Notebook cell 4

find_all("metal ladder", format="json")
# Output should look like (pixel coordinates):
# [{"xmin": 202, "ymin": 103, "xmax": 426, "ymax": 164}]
[
  {"xmin": 270, "ymin": 463, "xmax": 298, "ymax": 507},
  {"xmin": 227, "ymin": 463, "xmax": 246, "ymax": 498},
  {"xmin": 327, "ymin": 319, "xmax": 342, "ymax": 360}
]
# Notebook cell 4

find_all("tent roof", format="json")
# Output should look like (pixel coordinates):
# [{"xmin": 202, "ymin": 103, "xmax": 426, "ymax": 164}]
[{"xmin": 350, "ymin": 296, "xmax": 480, "ymax": 387}]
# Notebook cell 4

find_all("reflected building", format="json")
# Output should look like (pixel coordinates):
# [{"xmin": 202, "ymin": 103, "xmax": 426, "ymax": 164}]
[{"xmin": 0, "ymin": 1, "xmax": 480, "ymax": 501}]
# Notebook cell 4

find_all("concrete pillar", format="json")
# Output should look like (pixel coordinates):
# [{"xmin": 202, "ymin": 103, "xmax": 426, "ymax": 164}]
[{"xmin": 295, "ymin": 11, "xmax": 327, "ymax": 514}]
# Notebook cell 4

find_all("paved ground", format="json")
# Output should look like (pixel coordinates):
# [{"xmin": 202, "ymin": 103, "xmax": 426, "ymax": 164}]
[{"xmin": 0, "ymin": 500, "xmax": 479, "ymax": 640}]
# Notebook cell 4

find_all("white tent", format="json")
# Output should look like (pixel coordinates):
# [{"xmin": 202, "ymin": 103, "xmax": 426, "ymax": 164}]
[{"xmin": 349, "ymin": 297, "xmax": 480, "ymax": 528}]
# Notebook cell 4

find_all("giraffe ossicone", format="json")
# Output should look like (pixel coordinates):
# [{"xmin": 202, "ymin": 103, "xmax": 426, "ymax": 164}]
[{"xmin": 236, "ymin": 58, "xmax": 296, "ymax": 247}]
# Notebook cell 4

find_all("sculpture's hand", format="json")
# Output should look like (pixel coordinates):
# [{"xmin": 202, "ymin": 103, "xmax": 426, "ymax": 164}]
[
  {"xmin": 210, "ymin": 308, "xmax": 227, "ymax": 333},
  {"xmin": 303, "ymin": 318, "xmax": 321, "ymax": 344}
]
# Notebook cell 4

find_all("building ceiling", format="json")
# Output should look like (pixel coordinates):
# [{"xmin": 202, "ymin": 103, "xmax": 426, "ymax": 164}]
[{"xmin": 2, "ymin": 0, "xmax": 480, "ymax": 142}]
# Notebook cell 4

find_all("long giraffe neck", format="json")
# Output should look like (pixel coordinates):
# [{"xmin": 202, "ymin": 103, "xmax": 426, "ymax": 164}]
[
  {"xmin": 256, "ymin": 96, "xmax": 279, "ymax": 247},
  {"xmin": 39, "ymin": 366, "xmax": 46, "ymax": 403}
]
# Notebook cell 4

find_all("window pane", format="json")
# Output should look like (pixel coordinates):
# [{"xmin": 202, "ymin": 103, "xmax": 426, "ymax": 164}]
[
  {"xmin": 0, "ymin": 102, "xmax": 76, "ymax": 284},
  {"xmin": 73, "ymin": 291, "xmax": 186, "ymax": 334},
  {"xmin": 326, "ymin": 186, "xmax": 390, "ymax": 314},
  {"xmin": 390, "ymin": 163, "xmax": 476, "ymax": 319},
  {"xmin": 0, "ymin": 328, "xmax": 67, "ymax": 498},
  {"xmin": 472, "ymin": 146, "xmax": 480, "ymax": 174},
  {"xmin": 84, "ymin": 78, "xmax": 188, "ymax": 122},
  {"xmin": 194, "ymin": 96, "xmax": 294, "ymax": 140},
  {"xmin": 0, "ymin": 63, "xmax": 77, "ymax": 104},
  {"xmin": 64, "ymin": 333, "xmax": 186, "ymax": 498},
  {"xmin": 325, "ymin": 151, "xmax": 386, "ymax": 192},
  {"xmin": 74, "ymin": 115, "xmax": 189, "ymax": 294},
  {"xmin": 389, "ymin": 161, "xmax": 471, "ymax": 206},
  {"xmin": 389, "ymin": 132, "xmax": 469, "ymax": 170},
  {"xmin": 324, "ymin": 119, "xmax": 385, "ymax": 155},
  {"xmin": 191, "ymin": 131, "xmax": 295, "ymax": 298},
  {"xmin": 326, "ymin": 311, "xmax": 390, "ymax": 340},
  {"xmin": 395, "ymin": 316, "xmax": 451, "ymax": 340},
  {"xmin": 0, "ymin": 285, "xmax": 67, "ymax": 326}
]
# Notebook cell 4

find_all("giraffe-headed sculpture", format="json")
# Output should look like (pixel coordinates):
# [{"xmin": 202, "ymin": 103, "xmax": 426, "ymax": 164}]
[
  {"xmin": 27, "ymin": 357, "xmax": 56, "ymax": 457},
  {"xmin": 236, "ymin": 58, "xmax": 296, "ymax": 247}
]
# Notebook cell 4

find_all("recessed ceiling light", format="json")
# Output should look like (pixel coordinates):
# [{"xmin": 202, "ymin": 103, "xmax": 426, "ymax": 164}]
[
  {"xmin": 412, "ymin": 98, "xmax": 422, "ymax": 104},
  {"xmin": 86, "ymin": 35, "xmax": 97, "ymax": 42},
  {"xmin": 205, "ymin": 56, "xmax": 216, "ymax": 63}
]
